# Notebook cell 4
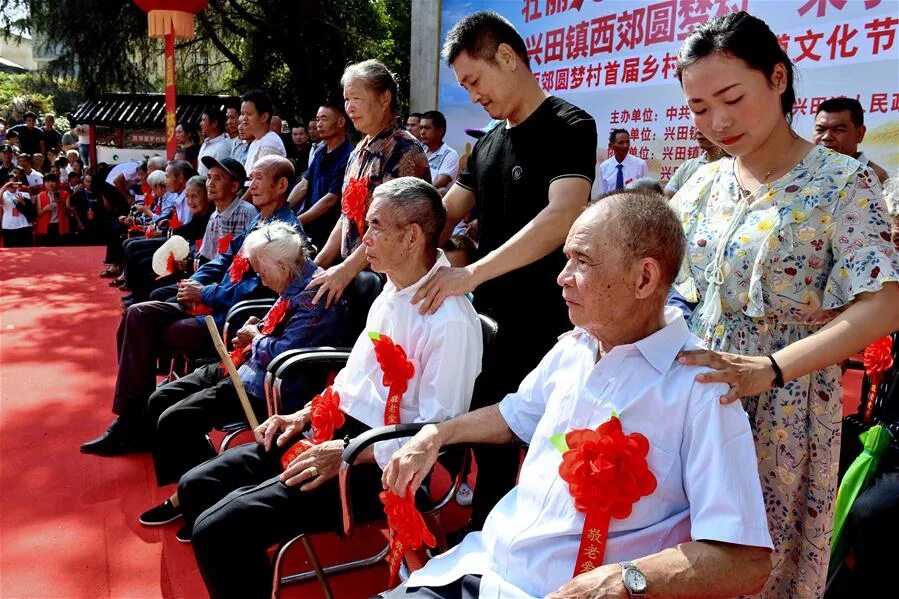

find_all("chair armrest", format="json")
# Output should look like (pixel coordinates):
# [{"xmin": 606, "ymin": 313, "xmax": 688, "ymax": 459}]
[{"xmin": 339, "ymin": 422, "xmax": 469, "ymax": 538}]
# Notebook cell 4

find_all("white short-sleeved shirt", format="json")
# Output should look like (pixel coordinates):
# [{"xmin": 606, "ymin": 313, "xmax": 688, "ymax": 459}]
[
  {"xmin": 105, "ymin": 161, "xmax": 140, "ymax": 188},
  {"xmin": 2, "ymin": 190, "xmax": 32, "ymax": 229},
  {"xmin": 24, "ymin": 169, "xmax": 43, "ymax": 189},
  {"xmin": 335, "ymin": 252, "xmax": 483, "ymax": 469},
  {"xmin": 197, "ymin": 134, "xmax": 233, "ymax": 176},
  {"xmin": 407, "ymin": 307, "xmax": 772, "ymax": 598},
  {"xmin": 595, "ymin": 153, "xmax": 648, "ymax": 196},
  {"xmin": 426, "ymin": 142, "xmax": 460, "ymax": 187},
  {"xmin": 244, "ymin": 131, "xmax": 286, "ymax": 173}
]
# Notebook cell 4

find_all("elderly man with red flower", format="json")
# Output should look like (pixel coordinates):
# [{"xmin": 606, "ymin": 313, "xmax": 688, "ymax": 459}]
[
  {"xmin": 381, "ymin": 191, "xmax": 773, "ymax": 599},
  {"xmin": 176, "ymin": 177, "xmax": 482, "ymax": 598}
]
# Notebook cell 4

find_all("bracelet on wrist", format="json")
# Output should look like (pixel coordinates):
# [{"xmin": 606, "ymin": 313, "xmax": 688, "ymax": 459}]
[{"xmin": 767, "ymin": 355, "xmax": 785, "ymax": 388}]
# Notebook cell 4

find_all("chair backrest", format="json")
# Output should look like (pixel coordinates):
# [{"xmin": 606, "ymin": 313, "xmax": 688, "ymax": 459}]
[
  {"xmin": 342, "ymin": 270, "xmax": 385, "ymax": 345},
  {"xmin": 478, "ymin": 313, "xmax": 498, "ymax": 365},
  {"xmin": 223, "ymin": 299, "xmax": 275, "ymax": 350}
]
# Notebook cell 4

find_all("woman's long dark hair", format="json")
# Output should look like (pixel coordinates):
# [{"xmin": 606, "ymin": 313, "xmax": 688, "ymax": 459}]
[{"xmin": 676, "ymin": 11, "xmax": 796, "ymax": 122}]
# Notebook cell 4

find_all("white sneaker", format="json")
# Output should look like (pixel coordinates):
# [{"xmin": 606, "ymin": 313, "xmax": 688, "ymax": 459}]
[{"xmin": 455, "ymin": 482, "xmax": 473, "ymax": 507}]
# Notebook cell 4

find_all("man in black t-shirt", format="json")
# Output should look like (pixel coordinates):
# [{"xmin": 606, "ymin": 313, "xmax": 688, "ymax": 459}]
[
  {"xmin": 412, "ymin": 11, "xmax": 597, "ymax": 529},
  {"xmin": 42, "ymin": 114, "xmax": 62, "ymax": 154},
  {"xmin": 9, "ymin": 112, "xmax": 45, "ymax": 156}
]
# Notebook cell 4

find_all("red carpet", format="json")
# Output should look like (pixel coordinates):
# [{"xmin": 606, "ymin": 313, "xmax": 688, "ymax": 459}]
[{"xmin": 0, "ymin": 246, "xmax": 862, "ymax": 598}]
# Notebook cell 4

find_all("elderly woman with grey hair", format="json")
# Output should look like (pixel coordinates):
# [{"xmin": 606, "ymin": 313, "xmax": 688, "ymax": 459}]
[
  {"xmin": 137, "ymin": 220, "xmax": 349, "ymax": 537},
  {"xmin": 309, "ymin": 58, "xmax": 431, "ymax": 307}
]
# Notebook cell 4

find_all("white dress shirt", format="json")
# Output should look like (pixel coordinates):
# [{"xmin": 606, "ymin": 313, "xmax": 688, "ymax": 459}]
[
  {"xmin": 336, "ymin": 251, "xmax": 483, "ymax": 468},
  {"xmin": 426, "ymin": 142, "xmax": 460, "ymax": 187},
  {"xmin": 596, "ymin": 153, "xmax": 648, "ymax": 196},
  {"xmin": 197, "ymin": 134, "xmax": 233, "ymax": 176},
  {"xmin": 407, "ymin": 307, "xmax": 772, "ymax": 598},
  {"xmin": 244, "ymin": 131, "xmax": 286, "ymax": 173}
]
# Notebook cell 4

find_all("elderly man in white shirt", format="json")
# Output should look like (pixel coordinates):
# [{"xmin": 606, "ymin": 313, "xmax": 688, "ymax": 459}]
[
  {"xmin": 382, "ymin": 190, "xmax": 773, "ymax": 599},
  {"xmin": 595, "ymin": 129, "xmax": 649, "ymax": 197},
  {"xmin": 177, "ymin": 176, "xmax": 483, "ymax": 599}
]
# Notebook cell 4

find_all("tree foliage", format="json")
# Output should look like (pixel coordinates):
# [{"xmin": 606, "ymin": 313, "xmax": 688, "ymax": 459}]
[{"xmin": 1, "ymin": 0, "xmax": 413, "ymax": 124}]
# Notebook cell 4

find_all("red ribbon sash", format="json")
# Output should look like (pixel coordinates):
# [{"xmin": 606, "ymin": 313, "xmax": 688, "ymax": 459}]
[
  {"xmin": 229, "ymin": 250, "xmax": 251, "ymax": 283},
  {"xmin": 558, "ymin": 416, "xmax": 657, "ymax": 576},
  {"xmin": 862, "ymin": 336, "xmax": 894, "ymax": 423}
]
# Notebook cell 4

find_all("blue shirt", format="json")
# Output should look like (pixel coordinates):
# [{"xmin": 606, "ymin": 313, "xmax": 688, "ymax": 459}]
[
  {"xmin": 238, "ymin": 259, "xmax": 348, "ymax": 400},
  {"xmin": 301, "ymin": 137, "xmax": 353, "ymax": 250},
  {"xmin": 192, "ymin": 202, "xmax": 302, "ymax": 328}
]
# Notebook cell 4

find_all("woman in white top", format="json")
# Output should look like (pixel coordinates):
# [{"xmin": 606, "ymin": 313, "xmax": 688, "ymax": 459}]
[{"xmin": 1, "ymin": 174, "xmax": 34, "ymax": 247}]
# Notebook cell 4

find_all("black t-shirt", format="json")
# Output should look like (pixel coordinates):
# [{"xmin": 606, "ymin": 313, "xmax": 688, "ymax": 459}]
[
  {"xmin": 10, "ymin": 125, "xmax": 45, "ymax": 155},
  {"xmin": 43, "ymin": 128, "xmax": 62, "ymax": 151},
  {"xmin": 457, "ymin": 96, "xmax": 596, "ymax": 339}
]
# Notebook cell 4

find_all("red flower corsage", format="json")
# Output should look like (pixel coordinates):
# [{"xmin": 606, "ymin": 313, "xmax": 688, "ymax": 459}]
[
  {"xmin": 144, "ymin": 225, "xmax": 156, "ymax": 239},
  {"xmin": 229, "ymin": 250, "xmax": 252, "ymax": 283},
  {"xmin": 369, "ymin": 332, "xmax": 415, "ymax": 398},
  {"xmin": 862, "ymin": 336, "xmax": 894, "ymax": 422},
  {"xmin": 279, "ymin": 386, "xmax": 344, "ymax": 469},
  {"xmin": 342, "ymin": 176, "xmax": 370, "ymax": 237},
  {"xmin": 217, "ymin": 233, "xmax": 233, "ymax": 255},
  {"xmin": 259, "ymin": 298, "xmax": 291, "ymax": 336},
  {"xmin": 558, "ymin": 416, "xmax": 656, "ymax": 575},
  {"xmin": 185, "ymin": 303, "xmax": 214, "ymax": 316},
  {"xmin": 380, "ymin": 488, "xmax": 436, "ymax": 586}
]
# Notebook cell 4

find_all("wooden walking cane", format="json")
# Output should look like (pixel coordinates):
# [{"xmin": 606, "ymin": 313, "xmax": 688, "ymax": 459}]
[{"xmin": 204, "ymin": 315, "xmax": 260, "ymax": 429}]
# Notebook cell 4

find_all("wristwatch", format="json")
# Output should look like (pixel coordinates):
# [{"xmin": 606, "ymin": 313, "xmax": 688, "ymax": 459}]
[{"xmin": 620, "ymin": 561, "xmax": 647, "ymax": 597}]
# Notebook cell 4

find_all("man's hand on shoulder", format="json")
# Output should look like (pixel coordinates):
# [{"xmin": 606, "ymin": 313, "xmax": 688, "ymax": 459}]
[
  {"xmin": 545, "ymin": 564, "xmax": 628, "ymax": 599},
  {"xmin": 411, "ymin": 265, "xmax": 478, "ymax": 315},
  {"xmin": 382, "ymin": 424, "xmax": 442, "ymax": 497}
]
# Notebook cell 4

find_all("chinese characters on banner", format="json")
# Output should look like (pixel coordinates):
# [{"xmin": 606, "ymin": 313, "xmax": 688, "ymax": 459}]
[{"xmin": 438, "ymin": 0, "xmax": 899, "ymax": 187}]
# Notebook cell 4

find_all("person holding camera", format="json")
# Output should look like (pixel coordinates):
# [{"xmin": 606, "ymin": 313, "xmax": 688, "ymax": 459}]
[{"xmin": 1, "ymin": 172, "xmax": 35, "ymax": 247}]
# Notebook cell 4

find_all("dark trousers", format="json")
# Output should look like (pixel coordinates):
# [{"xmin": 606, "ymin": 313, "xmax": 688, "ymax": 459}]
[
  {"xmin": 113, "ymin": 300, "xmax": 214, "ymax": 421},
  {"xmin": 146, "ymin": 362, "xmax": 267, "ymax": 486},
  {"xmin": 122, "ymin": 236, "xmax": 171, "ymax": 300},
  {"xmin": 467, "ymin": 317, "xmax": 562, "ymax": 529},
  {"xmin": 104, "ymin": 221, "xmax": 129, "ymax": 264},
  {"xmin": 150, "ymin": 282, "xmax": 179, "ymax": 302},
  {"xmin": 379, "ymin": 575, "xmax": 482, "ymax": 598},
  {"xmin": 1, "ymin": 226, "xmax": 32, "ymax": 247},
  {"xmin": 178, "ymin": 417, "xmax": 383, "ymax": 599}
]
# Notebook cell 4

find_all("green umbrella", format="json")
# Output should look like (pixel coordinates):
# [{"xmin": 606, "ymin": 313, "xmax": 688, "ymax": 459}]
[{"xmin": 829, "ymin": 424, "xmax": 893, "ymax": 574}]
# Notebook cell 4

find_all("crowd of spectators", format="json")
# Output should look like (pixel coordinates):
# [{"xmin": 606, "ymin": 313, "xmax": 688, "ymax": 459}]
[{"xmin": 5, "ymin": 7, "xmax": 892, "ymax": 599}]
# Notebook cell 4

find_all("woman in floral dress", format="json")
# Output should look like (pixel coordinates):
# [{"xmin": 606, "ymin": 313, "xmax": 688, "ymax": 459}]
[{"xmin": 670, "ymin": 12, "xmax": 899, "ymax": 598}]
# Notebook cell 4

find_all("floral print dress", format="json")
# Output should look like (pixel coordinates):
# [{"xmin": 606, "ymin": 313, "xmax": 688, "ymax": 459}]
[{"xmin": 671, "ymin": 145, "xmax": 898, "ymax": 599}]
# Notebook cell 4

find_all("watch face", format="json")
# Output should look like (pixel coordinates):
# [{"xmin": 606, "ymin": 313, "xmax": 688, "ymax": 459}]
[{"xmin": 624, "ymin": 568, "xmax": 647, "ymax": 593}]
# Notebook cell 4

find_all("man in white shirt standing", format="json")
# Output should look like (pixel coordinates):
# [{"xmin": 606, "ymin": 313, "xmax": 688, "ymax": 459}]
[
  {"xmin": 240, "ymin": 89, "xmax": 286, "ymax": 173},
  {"xmin": 596, "ymin": 129, "xmax": 648, "ymax": 197},
  {"xmin": 196, "ymin": 108, "xmax": 232, "ymax": 177},
  {"xmin": 177, "ymin": 177, "xmax": 483, "ymax": 598},
  {"xmin": 383, "ymin": 191, "xmax": 773, "ymax": 599},
  {"xmin": 419, "ymin": 110, "xmax": 459, "ymax": 197}
]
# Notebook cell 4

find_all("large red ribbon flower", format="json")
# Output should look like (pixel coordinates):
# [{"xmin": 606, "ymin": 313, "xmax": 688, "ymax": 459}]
[
  {"xmin": 217, "ymin": 233, "xmax": 233, "ymax": 255},
  {"xmin": 558, "ymin": 416, "xmax": 657, "ymax": 575},
  {"xmin": 342, "ymin": 176, "xmax": 370, "ymax": 237},
  {"xmin": 279, "ymin": 386, "xmax": 344, "ymax": 470},
  {"xmin": 862, "ymin": 336, "xmax": 894, "ymax": 422},
  {"xmin": 259, "ymin": 298, "xmax": 291, "ymax": 336},
  {"xmin": 185, "ymin": 303, "xmax": 214, "ymax": 316},
  {"xmin": 369, "ymin": 332, "xmax": 416, "ymax": 401},
  {"xmin": 380, "ymin": 488, "xmax": 436, "ymax": 586},
  {"xmin": 229, "ymin": 250, "xmax": 252, "ymax": 283}
]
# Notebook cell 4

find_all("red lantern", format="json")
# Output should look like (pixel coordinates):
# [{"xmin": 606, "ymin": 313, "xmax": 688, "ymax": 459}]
[
  {"xmin": 134, "ymin": 0, "xmax": 209, "ymax": 38},
  {"xmin": 133, "ymin": 1, "xmax": 209, "ymax": 158}
]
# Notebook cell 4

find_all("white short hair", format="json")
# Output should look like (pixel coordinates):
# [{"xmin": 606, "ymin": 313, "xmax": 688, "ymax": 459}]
[{"xmin": 241, "ymin": 222, "xmax": 309, "ymax": 278}]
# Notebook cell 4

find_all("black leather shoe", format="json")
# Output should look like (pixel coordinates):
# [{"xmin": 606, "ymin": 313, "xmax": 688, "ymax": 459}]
[
  {"xmin": 175, "ymin": 525, "xmax": 191, "ymax": 543},
  {"xmin": 139, "ymin": 499, "xmax": 182, "ymax": 526},
  {"xmin": 80, "ymin": 419, "xmax": 148, "ymax": 456}
]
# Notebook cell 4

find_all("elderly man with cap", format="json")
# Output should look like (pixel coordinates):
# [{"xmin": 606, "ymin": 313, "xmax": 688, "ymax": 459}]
[{"xmin": 197, "ymin": 156, "xmax": 258, "ymax": 265}]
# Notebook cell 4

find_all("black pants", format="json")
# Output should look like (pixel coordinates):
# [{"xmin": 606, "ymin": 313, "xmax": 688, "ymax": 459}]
[
  {"xmin": 122, "ymin": 236, "xmax": 171, "ymax": 300},
  {"xmin": 178, "ymin": 417, "xmax": 383, "ymax": 599},
  {"xmin": 379, "ymin": 575, "xmax": 482, "ymax": 598},
  {"xmin": 104, "ymin": 221, "xmax": 129, "ymax": 264},
  {"xmin": 1, "ymin": 226, "xmax": 32, "ymax": 247},
  {"xmin": 467, "ymin": 312, "xmax": 564, "ymax": 529},
  {"xmin": 113, "ymin": 301, "xmax": 215, "ymax": 421},
  {"xmin": 146, "ymin": 362, "xmax": 268, "ymax": 486},
  {"xmin": 150, "ymin": 282, "xmax": 180, "ymax": 302}
]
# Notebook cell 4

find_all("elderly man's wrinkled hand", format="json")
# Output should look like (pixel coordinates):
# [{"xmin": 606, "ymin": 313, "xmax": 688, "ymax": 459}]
[
  {"xmin": 280, "ymin": 440, "xmax": 343, "ymax": 490},
  {"xmin": 545, "ymin": 564, "xmax": 628, "ymax": 599},
  {"xmin": 253, "ymin": 409, "xmax": 310, "ymax": 451},
  {"xmin": 677, "ymin": 350, "xmax": 777, "ymax": 403},
  {"xmin": 176, "ymin": 279, "xmax": 203, "ymax": 304},
  {"xmin": 411, "ymin": 266, "xmax": 477, "ymax": 315},
  {"xmin": 307, "ymin": 263, "xmax": 353, "ymax": 308},
  {"xmin": 234, "ymin": 323, "xmax": 261, "ymax": 348},
  {"xmin": 382, "ymin": 424, "xmax": 441, "ymax": 498}
]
